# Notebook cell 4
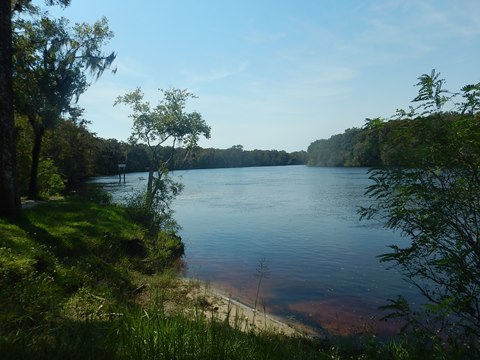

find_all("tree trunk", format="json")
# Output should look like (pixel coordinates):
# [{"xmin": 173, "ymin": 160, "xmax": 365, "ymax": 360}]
[
  {"xmin": 28, "ymin": 124, "xmax": 44, "ymax": 200},
  {"xmin": 0, "ymin": 1, "xmax": 21, "ymax": 218},
  {"xmin": 146, "ymin": 163, "xmax": 154, "ymax": 208}
]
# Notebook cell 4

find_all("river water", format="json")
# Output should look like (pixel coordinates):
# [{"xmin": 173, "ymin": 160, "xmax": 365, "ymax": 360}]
[{"xmin": 92, "ymin": 165, "xmax": 419, "ymax": 335}]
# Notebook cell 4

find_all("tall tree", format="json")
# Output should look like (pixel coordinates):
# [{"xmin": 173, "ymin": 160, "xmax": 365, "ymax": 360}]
[
  {"xmin": 13, "ymin": 13, "xmax": 115, "ymax": 199},
  {"xmin": 0, "ymin": 0, "xmax": 21, "ymax": 217},
  {"xmin": 0, "ymin": 1, "xmax": 71, "ymax": 217}
]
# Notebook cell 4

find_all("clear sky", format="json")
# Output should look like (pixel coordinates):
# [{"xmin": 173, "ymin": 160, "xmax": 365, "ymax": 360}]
[{"xmin": 43, "ymin": 0, "xmax": 480, "ymax": 152}]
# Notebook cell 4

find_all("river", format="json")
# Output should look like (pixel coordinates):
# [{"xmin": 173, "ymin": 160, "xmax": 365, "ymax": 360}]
[{"xmin": 92, "ymin": 165, "xmax": 419, "ymax": 335}]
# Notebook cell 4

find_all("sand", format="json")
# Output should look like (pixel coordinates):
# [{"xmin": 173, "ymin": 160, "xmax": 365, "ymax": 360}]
[{"xmin": 182, "ymin": 278, "xmax": 319, "ymax": 337}]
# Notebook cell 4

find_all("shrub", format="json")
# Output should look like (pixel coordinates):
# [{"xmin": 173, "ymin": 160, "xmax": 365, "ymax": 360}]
[{"xmin": 37, "ymin": 158, "xmax": 65, "ymax": 199}]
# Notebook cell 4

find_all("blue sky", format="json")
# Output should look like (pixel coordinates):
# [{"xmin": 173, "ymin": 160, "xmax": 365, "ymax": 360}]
[{"xmin": 44, "ymin": 0, "xmax": 480, "ymax": 152}]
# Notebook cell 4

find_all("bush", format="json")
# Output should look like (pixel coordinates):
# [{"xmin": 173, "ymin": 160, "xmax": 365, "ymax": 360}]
[
  {"xmin": 124, "ymin": 175, "xmax": 182, "ymax": 237},
  {"xmin": 73, "ymin": 183, "xmax": 113, "ymax": 205},
  {"xmin": 37, "ymin": 158, "xmax": 66, "ymax": 199}
]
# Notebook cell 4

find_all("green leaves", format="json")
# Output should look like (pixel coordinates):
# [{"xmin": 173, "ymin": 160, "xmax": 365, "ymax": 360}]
[
  {"xmin": 361, "ymin": 72, "xmax": 480, "ymax": 344},
  {"xmin": 460, "ymin": 82, "xmax": 480, "ymax": 115},
  {"xmin": 115, "ymin": 87, "xmax": 210, "ymax": 241},
  {"xmin": 413, "ymin": 69, "xmax": 452, "ymax": 114},
  {"xmin": 13, "ymin": 13, "xmax": 116, "ymax": 121},
  {"xmin": 13, "ymin": 10, "xmax": 116, "ymax": 198},
  {"xmin": 116, "ymin": 87, "xmax": 210, "ymax": 157}
]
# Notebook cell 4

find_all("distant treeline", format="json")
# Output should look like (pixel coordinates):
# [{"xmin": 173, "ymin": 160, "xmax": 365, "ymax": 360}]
[
  {"xmin": 307, "ymin": 113, "xmax": 473, "ymax": 167},
  {"xmin": 16, "ymin": 114, "xmax": 306, "ymax": 196},
  {"xmin": 125, "ymin": 144, "xmax": 306, "ymax": 173}
]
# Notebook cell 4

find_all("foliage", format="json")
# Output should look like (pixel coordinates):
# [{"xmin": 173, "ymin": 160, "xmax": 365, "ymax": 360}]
[
  {"xmin": 93, "ymin": 141, "xmax": 305, "ymax": 174},
  {"xmin": 176, "ymin": 146, "xmax": 306, "ymax": 169},
  {"xmin": 411, "ymin": 69, "xmax": 453, "ymax": 114},
  {"xmin": 306, "ymin": 113, "xmax": 478, "ymax": 168},
  {"xmin": 124, "ymin": 178, "xmax": 184, "ymax": 237},
  {"xmin": 15, "ymin": 115, "xmax": 103, "ymax": 193},
  {"xmin": 307, "ymin": 128, "xmax": 362, "ymax": 166},
  {"xmin": 115, "ymin": 88, "xmax": 211, "ymax": 165},
  {"xmin": 37, "ymin": 157, "xmax": 65, "ymax": 198},
  {"xmin": 115, "ymin": 87, "xmax": 211, "ymax": 239},
  {"xmin": 14, "ymin": 115, "xmax": 304, "ymax": 198},
  {"xmin": 12, "ymin": 10, "xmax": 116, "ymax": 198},
  {"xmin": 359, "ymin": 71, "xmax": 480, "ymax": 350},
  {"xmin": 72, "ymin": 181, "xmax": 112, "ymax": 205},
  {"xmin": 90, "ymin": 137, "xmax": 128, "ymax": 176},
  {"xmin": 14, "ymin": 115, "xmax": 33, "ymax": 194},
  {"xmin": 45, "ymin": 119, "xmax": 100, "ymax": 185}
]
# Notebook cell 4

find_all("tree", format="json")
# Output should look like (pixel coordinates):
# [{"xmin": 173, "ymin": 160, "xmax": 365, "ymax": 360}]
[
  {"xmin": 0, "ymin": 1, "xmax": 72, "ymax": 217},
  {"xmin": 121, "ymin": 143, "xmax": 148, "ymax": 173},
  {"xmin": 360, "ymin": 71, "xmax": 480, "ymax": 346},
  {"xmin": 13, "ymin": 13, "xmax": 115, "ymax": 199},
  {"xmin": 89, "ymin": 137, "xmax": 127, "ymax": 176},
  {"xmin": 352, "ymin": 119, "xmax": 384, "ymax": 167},
  {"xmin": 115, "ymin": 88, "xmax": 210, "ymax": 232},
  {"xmin": 307, "ymin": 128, "xmax": 362, "ymax": 167},
  {"xmin": 0, "ymin": 0, "xmax": 21, "ymax": 217},
  {"xmin": 45, "ymin": 118, "xmax": 100, "ymax": 183}
]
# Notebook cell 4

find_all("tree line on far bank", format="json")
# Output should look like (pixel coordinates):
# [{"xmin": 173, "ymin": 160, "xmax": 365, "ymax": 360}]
[
  {"xmin": 16, "ymin": 115, "xmax": 306, "ymax": 198},
  {"xmin": 102, "ymin": 142, "xmax": 305, "ymax": 175},
  {"xmin": 306, "ymin": 113, "xmax": 475, "ymax": 168}
]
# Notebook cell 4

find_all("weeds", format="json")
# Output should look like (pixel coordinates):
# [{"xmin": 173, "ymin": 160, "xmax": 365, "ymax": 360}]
[
  {"xmin": 253, "ymin": 256, "xmax": 269, "ymax": 328},
  {"xmin": 113, "ymin": 305, "xmax": 324, "ymax": 360}
]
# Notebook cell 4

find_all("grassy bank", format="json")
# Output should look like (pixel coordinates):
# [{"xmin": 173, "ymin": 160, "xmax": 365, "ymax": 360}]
[{"xmin": 0, "ymin": 194, "xmax": 472, "ymax": 359}]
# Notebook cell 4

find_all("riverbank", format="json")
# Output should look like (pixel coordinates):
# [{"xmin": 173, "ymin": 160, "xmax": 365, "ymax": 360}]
[
  {"xmin": 0, "ymin": 196, "xmax": 467, "ymax": 359},
  {"xmin": 0, "ymin": 196, "xmax": 329, "ymax": 359}
]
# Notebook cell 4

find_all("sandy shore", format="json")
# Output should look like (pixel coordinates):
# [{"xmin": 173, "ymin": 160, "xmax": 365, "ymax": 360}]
[{"xmin": 181, "ymin": 278, "xmax": 319, "ymax": 337}]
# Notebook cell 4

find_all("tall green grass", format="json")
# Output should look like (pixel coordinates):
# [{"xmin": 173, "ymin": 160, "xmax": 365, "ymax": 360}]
[
  {"xmin": 2, "ymin": 306, "xmax": 473, "ymax": 360},
  {"xmin": 113, "ymin": 304, "xmax": 324, "ymax": 360}
]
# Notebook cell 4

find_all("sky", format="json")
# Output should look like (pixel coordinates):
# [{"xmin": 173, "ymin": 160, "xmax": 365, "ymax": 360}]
[{"xmin": 41, "ymin": 0, "xmax": 480, "ymax": 152}]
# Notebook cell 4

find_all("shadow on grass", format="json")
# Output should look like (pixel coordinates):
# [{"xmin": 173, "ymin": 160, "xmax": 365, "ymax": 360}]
[
  {"xmin": 1, "ymin": 319, "xmax": 115, "ymax": 360},
  {"xmin": 0, "ymin": 200, "xmax": 139, "ymax": 328}
]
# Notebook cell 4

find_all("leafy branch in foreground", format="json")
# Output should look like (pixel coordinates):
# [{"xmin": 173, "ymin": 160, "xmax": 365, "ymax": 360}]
[{"xmin": 359, "ymin": 70, "xmax": 480, "ymax": 350}]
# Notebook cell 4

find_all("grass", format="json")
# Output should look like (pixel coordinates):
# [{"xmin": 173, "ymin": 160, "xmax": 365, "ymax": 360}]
[
  {"xmin": 113, "ymin": 306, "xmax": 323, "ymax": 360},
  {"xmin": 0, "ymin": 194, "xmax": 476, "ymax": 359}
]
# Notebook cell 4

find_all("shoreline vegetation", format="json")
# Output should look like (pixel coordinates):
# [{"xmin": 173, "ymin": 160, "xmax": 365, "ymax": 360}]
[{"xmin": 1, "ymin": 193, "xmax": 470, "ymax": 359}]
